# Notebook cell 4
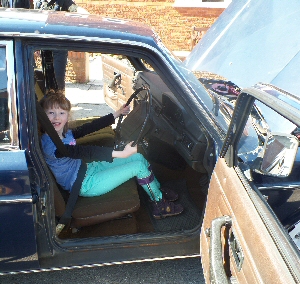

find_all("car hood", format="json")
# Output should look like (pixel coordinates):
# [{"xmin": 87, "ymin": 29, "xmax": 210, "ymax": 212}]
[{"xmin": 184, "ymin": 0, "xmax": 300, "ymax": 97}]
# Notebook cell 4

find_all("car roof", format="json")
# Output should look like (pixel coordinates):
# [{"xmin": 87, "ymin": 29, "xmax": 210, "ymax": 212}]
[
  {"xmin": 0, "ymin": 8, "xmax": 157, "ymax": 46},
  {"xmin": 184, "ymin": 0, "xmax": 300, "ymax": 97}
]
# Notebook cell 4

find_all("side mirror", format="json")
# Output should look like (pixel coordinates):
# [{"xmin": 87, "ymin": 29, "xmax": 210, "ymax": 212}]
[{"xmin": 253, "ymin": 133, "xmax": 299, "ymax": 177}]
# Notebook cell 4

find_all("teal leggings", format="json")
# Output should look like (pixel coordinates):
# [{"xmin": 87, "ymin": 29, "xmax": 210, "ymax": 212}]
[{"xmin": 80, "ymin": 153, "xmax": 162, "ymax": 201}]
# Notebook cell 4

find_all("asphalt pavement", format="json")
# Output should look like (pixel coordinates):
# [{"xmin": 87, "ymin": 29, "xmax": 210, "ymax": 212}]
[
  {"xmin": 0, "ymin": 257, "xmax": 205, "ymax": 284},
  {"xmin": 65, "ymin": 56, "xmax": 113, "ymax": 120}
]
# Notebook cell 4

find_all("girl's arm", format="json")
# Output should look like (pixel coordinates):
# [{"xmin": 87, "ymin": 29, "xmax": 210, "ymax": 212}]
[
  {"xmin": 72, "ymin": 105, "xmax": 130, "ymax": 139},
  {"xmin": 54, "ymin": 142, "xmax": 136, "ymax": 162},
  {"xmin": 72, "ymin": 113, "xmax": 115, "ymax": 139},
  {"xmin": 55, "ymin": 144, "xmax": 114, "ymax": 163}
]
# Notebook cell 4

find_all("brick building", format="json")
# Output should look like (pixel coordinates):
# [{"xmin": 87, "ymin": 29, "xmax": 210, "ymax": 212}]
[
  {"xmin": 75, "ymin": 0, "xmax": 226, "ymax": 52},
  {"xmin": 65, "ymin": 0, "xmax": 229, "ymax": 83},
  {"xmin": 3, "ymin": 0, "xmax": 227, "ymax": 82},
  {"xmin": 0, "ymin": 0, "xmax": 229, "ymax": 83}
]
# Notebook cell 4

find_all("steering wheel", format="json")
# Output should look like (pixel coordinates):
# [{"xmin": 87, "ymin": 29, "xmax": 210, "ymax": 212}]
[{"xmin": 114, "ymin": 86, "xmax": 149, "ymax": 150}]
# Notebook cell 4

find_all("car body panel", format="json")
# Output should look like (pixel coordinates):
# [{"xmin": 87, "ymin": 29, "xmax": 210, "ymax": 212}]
[
  {"xmin": 184, "ymin": 0, "xmax": 300, "ymax": 97},
  {"xmin": 0, "ymin": 151, "xmax": 39, "ymax": 272},
  {"xmin": 0, "ymin": 8, "xmax": 214, "ymax": 274},
  {"xmin": 0, "ymin": 9, "xmax": 154, "ymax": 42}
]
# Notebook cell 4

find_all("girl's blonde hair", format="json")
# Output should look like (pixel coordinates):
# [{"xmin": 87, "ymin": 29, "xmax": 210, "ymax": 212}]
[{"xmin": 39, "ymin": 90, "xmax": 71, "ymax": 137}]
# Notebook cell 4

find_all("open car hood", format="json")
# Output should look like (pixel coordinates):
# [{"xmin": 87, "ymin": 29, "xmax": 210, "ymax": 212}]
[{"xmin": 184, "ymin": 0, "xmax": 300, "ymax": 97}]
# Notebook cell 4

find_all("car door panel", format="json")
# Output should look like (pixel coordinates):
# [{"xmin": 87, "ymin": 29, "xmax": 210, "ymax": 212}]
[
  {"xmin": 102, "ymin": 54, "xmax": 135, "ymax": 111},
  {"xmin": 201, "ymin": 158, "xmax": 295, "ymax": 283}
]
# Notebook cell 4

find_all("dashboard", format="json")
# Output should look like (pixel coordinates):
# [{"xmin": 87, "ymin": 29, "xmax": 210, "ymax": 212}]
[{"xmin": 133, "ymin": 71, "xmax": 208, "ymax": 172}]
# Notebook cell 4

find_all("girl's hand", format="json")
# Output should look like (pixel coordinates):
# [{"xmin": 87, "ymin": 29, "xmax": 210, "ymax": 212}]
[
  {"xmin": 113, "ymin": 104, "xmax": 131, "ymax": 119},
  {"xmin": 123, "ymin": 141, "xmax": 137, "ymax": 156},
  {"xmin": 112, "ymin": 141, "xmax": 137, "ymax": 158}
]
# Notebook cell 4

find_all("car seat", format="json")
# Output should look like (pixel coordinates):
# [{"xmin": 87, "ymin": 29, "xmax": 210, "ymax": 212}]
[
  {"xmin": 34, "ymin": 69, "xmax": 140, "ymax": 231},
  {"xmin": 53, "ymin": 175, "xmax": 140, "ymax": 229}
]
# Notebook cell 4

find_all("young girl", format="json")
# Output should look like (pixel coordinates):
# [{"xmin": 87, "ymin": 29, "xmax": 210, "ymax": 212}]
[{"xmin": 40, "ymin": 91, "xmax": 183, "ymax": 219}]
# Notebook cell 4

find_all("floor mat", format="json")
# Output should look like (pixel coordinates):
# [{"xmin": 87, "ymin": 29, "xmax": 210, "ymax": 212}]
[{"xmin": 139, "ymin": 179, "xmax": 202, "ymax": 232}]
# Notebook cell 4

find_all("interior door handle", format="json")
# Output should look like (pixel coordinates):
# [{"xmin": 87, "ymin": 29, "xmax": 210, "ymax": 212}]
[{"xmin": 209, "ymin": 215, "xmax": 232, "ymax": 284}]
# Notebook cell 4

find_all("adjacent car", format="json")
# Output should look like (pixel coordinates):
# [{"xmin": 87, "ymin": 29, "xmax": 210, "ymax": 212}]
[
  {"xmin": 185, "ymin": 0, "xmax": 300, "ymax": 282},
  {"xmin": 1, "ymin": 1, "xmax": 300, "ymax": 283}
]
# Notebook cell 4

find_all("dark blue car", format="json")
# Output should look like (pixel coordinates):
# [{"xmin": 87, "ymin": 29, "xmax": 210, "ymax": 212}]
[{"xmin": 1, "ymin": 1, "xmax": 300, "ymax": 282}]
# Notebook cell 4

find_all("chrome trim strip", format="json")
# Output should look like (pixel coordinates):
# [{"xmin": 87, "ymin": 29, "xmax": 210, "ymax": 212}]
[
  {"xmin": 0, "ymin": 194, "xmax": 32, "ymax": 204},
  {"xmin": 0, "ymin": 32, "xmax": 151, "ymax": 45},
  {"xmin": 0, "ymin": 254, "xmax": 200, "ymax": 276}
]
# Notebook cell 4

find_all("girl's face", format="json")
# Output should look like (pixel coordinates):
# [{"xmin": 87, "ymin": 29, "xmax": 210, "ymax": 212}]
[{"xmin": 45, "ymin": 106, "xmax": 69, "ymax": 138}]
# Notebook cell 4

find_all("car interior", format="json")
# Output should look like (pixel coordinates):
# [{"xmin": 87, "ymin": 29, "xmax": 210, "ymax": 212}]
[
  {"xmin": 33, "ymin": 49, "xmax": 209, "ymax": 239},
  {"xmin": 1, "ymin": 43, "xmax": 300, "ymax": 254},
  {"xmin": 30, "ymin": 47, "xmax": 300, "ymax": 255}
]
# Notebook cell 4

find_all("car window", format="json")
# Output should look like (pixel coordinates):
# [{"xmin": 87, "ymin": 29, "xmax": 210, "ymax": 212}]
[
  {"xmin": 237, "ymin": 99, "xmax": 300, "ymax": 249},
  {"xmin": 237, "ymin": 101, "xmax": 298, "ymax": 165},
  {"xmin": 0, "ymin": 46, "xmax": 10, "ymax": 146},
  {"xmin": 33, "ymin": 49, "xmax": 158, "ymax": 121}
]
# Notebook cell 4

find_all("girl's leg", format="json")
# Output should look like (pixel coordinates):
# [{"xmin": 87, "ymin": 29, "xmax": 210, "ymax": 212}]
[
  {"xmin": 80, "ymin": 153, "xmax": 184, "ymax": 219},
  {"xmin": 80, "ymin": 153, "xmax": 162, "ymax": 200},
  {"xmin": 53, "ymin": 50, "xmax": 68, "ymax": 90}
]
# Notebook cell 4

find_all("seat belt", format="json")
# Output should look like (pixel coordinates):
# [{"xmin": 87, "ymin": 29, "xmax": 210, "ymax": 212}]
[
  {"xmin": 36, "ymin": 101, "xmax": 82, "ymax": 234},
  {"xmin": 36, "ymin": 100, "xmax": 68, "ymax": 156}
]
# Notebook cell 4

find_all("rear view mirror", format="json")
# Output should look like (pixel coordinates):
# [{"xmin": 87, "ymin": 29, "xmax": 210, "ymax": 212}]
[{"xmin": 253, "ymin": 133, "xmax": 299, "ymax": 177}]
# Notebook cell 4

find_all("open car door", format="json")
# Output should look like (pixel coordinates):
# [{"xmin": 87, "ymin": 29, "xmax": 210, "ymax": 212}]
[
  {"xmin": 200, "ymin": 84, "xmax": 300, "ymax": 283},
  {"xmin": 102, "ymin": 54, "xmax": 136, "ymax": 111},
  {"xmin": 0, "ymin": 41, "xmax": 40, "ymax": 272}
]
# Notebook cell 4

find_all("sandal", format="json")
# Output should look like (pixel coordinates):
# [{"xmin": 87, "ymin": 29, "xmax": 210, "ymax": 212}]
[{"xmin": 152, "ymin": 199, "xmax": 183, "ymax": 219}]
